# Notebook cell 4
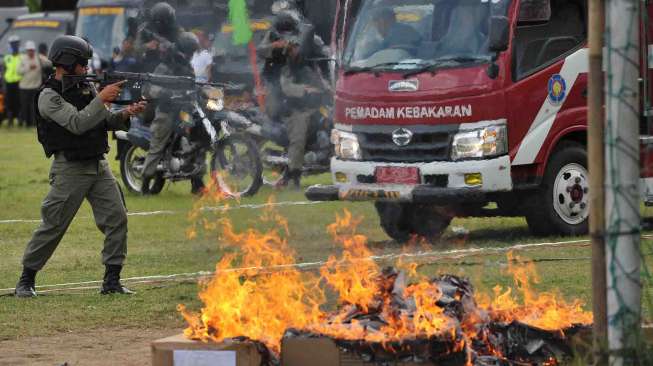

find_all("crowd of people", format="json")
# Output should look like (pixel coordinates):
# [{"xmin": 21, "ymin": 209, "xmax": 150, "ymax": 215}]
[{"xmin": 2, "ymin": 36, "xmax": 53, "ymax": 128}]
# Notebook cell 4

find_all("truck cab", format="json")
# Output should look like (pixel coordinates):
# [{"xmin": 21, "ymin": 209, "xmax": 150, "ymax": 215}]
[{"xmin": 307, "ymin": 0, "xmax": 653, "ymax": 241}]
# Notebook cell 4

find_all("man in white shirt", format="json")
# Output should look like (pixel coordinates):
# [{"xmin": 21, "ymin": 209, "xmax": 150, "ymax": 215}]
[
  {"xmin": 18, "ymin": 40, "xmax": 52, "ymax": 127},
  {"xmin": 190, "ymin": 30, "xmax": 213, "ymax": 83}
]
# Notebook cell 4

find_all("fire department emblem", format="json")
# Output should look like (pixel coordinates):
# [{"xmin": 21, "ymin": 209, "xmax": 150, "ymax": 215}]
[
  {"xmin": 548, "ymin": 74, "xmax": 567, "ymax": 105},
  {"xmin": 392, "ymin": 128, "xmax": 413, "ymax": 146}
]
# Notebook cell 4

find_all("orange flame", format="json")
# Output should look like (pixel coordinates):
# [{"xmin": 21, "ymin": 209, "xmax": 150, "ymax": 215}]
[
  {"xmin": 180, "ymin": 202, "xmax": 592, "ymax": 358},
  {"xmin": 476, "ymin": 251, "xmax": 593, "ymax": 331}
]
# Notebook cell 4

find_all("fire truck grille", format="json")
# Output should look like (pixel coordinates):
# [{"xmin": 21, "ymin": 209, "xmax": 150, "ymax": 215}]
[{"xmin": 358, "ymin": 130, "xmax": 453, "ymax": 162}]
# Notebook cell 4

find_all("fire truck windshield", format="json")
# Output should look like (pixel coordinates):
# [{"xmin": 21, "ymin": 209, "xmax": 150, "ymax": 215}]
[{"xmin": 343, "ymin": 0, "xmax": 511, "ymax": 72}]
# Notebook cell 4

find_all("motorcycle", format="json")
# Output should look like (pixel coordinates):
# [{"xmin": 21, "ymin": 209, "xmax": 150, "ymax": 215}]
[
  {"xmin": 222, "ymin": 103, "xmax": 333, "ymax": 187},
  {"xmin": 116, "ymin": 84, "xmax": 263, "ymax": 197}
]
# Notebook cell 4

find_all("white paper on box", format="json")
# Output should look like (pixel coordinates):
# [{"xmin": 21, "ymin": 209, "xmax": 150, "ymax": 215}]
[{"xmin": 173, "ymin": 350, "xmax": 237, "ymax": 366}]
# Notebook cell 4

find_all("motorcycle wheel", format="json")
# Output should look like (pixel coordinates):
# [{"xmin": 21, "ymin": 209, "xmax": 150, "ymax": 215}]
[
  {"xmin": 211, "ymin": 134, "xmax": 263, "ymax": 197},
  {"xmin": 120, "ymin": 145, "xmax": 165, "ymax": 194}
]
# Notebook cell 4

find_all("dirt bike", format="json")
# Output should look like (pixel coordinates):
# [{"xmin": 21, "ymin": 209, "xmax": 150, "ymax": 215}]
[{"xmin": 111, "ymin": 75, "xmax": 262, "ymax": 197}]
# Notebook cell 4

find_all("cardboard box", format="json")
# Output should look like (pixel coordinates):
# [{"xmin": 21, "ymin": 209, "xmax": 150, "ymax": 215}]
[
  {"xmin": 152, "ymin": 334, "xmax": 263, "ymax": 366},
  {"xmin": 281, "ymin": 337, "xmax": 436, "ymax": 366}
]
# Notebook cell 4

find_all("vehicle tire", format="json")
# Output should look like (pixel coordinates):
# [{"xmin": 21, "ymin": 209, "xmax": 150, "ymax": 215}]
[
  {"xmin": 211, "ymin": 134, "xmax": 263, "ymax": 197},
  {"xmin": 375, "ymin": 202, "xmax": 412, "ymax": 243},
  {"xmin": 525, "ymin": 141, "xmax": 589, "ymax": 236},
  {"xmin": 120, "ymin": 145, "xmax": 165, "ymax": 194},
  {"xmin": 375, "ymin": 202, "xmax": 452, "ymax": 243}
]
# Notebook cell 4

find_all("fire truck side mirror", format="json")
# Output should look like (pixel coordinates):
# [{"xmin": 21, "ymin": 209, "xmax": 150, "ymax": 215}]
[{"xmin": 488, "ymin": 16, "xmax": 510, "ymax": 53}]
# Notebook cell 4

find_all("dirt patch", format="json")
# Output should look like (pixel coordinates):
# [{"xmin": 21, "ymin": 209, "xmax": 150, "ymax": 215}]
[{"xmin": 0, "ymin": 327, "xmax": 179, "ymax": 366}]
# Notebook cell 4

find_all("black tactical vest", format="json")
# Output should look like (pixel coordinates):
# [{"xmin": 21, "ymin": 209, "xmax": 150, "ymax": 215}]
[{"xmin": 35, "ymin": 77, "xmax": 109, "ymax": 161}]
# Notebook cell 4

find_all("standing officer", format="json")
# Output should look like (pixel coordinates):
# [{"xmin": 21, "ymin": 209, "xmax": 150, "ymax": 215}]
[
  {"xmin": 134, "ymin": 2, "xmax": 180, "ymax": 73},
  {"xmin": 14, "ymin": 36, "xmax": 146, "ymax": 298}
]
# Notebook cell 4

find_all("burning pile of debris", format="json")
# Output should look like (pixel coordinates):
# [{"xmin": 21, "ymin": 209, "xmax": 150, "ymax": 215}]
[{"xmin": 179, "ymin": 193, "xmax": 592, "ymax": 365}]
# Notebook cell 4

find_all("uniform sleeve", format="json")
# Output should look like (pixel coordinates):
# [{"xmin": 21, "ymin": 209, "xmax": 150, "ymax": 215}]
[
  {"xmin": 279, "ymin": 66, "xmax": 307, "ymax": 98},
  {"xmin": 38, "ymin": 88, "xmax": 110, "ymax": 135}
]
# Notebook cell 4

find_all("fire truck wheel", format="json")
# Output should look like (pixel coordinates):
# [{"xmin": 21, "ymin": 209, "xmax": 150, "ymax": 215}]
[
  {"xmin": 375, "ymin": 202, "xmax": 451, "ymax": 243},
  {"xmin": 525, "ymin": 141, "xmax": 589, "ymax": 236}
]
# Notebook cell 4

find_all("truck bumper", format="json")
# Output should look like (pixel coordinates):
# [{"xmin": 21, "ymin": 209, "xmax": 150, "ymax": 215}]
[{"xmin": 306, "ymin": 155, "xmax": 512, "ymax": 203}]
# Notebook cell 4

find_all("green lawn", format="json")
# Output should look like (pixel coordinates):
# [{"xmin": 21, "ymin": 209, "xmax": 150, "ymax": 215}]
[{"xmin": 1, "ymin": 125, "xmax": 653, "ymax": 352}]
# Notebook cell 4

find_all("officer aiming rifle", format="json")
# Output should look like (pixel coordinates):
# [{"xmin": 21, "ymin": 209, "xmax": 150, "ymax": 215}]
[{"xmin": 14, "ymin": 36, "xmax": 147, "ymax": 298}]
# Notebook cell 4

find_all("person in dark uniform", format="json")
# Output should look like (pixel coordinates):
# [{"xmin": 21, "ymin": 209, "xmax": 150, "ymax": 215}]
[
  {"xmin": 134, "ymin": 2, "xmax": 181, "ymax": 73},
  {"xmin": 14, "ymin": 35, "xmax": 147, "ymax": 298},
  {"xmin": 257, "ymin": 10, "xmax": 301, "ymax": 121},
  {"xmin": 257, "ymin": 10, "xmax": 329, "ymax": 188},
  {"xmin": 141, "ymin": 32, "xmax": 204, "ymax": 195},
  {"xmin": 277, "ymin": 39, "xmax": 327, "ymax": 189}
]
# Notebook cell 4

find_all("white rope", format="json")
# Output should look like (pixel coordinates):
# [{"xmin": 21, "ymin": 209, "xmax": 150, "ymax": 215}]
[
  {"xmin": 0, "ymin": 201, "xmax": 326, "ymax": 224},
  {"xmin": 0, "ymin": 236, "xmax": 618, "ymax": 295},
  {"xmin": 4, "ymin": 221, "xmax": 652, "ymax": 295}
]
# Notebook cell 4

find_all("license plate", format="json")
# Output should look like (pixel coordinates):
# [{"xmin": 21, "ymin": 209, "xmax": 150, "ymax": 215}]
[{"xmin": 375, "ymin": 166, "xmax": 420, "ymax": 184}]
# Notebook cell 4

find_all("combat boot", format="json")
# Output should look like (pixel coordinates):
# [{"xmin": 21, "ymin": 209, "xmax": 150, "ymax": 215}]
[
  {"xmin": 190, "ymin": 177, "xmax": 205, "ymax": 196},
  {"xmin": 288, "ymin": 169, "xmax": 302, "ymax": 190},
  {"xmin": 275, "ymin": 169, "xmax": 301, "ymax": 190},
  {"xmin": 141, "ymin": 177, "xmax": 151, "ymax": 196},
  {"xmin": 15, "ymin": 267, "xmax": 37, "ymax": 298},
  {"xmin": 100, "ymin": 264, "xmax": 135, "ymax": 295}
]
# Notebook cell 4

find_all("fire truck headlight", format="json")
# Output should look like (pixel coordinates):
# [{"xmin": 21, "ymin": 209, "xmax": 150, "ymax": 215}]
[
  {"xmin": 331, "ymin": 129, "xmax": 362, "ymax": 160},
  {"xmin": 451, "ymin": 125, "xmax": 507, "ymax": 160}
]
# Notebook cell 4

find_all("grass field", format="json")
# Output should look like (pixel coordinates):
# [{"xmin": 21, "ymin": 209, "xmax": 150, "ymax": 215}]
[{"xmin": 1, "ymin": 126, "xmax": 653, "ymax": 363}]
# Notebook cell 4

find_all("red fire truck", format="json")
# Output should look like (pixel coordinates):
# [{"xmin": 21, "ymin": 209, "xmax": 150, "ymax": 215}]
[{"xmin": 306, "ymin": 0, "xmax": 653, "ymax": 242}]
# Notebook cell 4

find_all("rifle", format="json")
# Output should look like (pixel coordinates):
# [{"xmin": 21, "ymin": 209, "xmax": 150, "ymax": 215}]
[{"xmin": 62, "ymin": 71, "xmax": 244, "ymax": 93}]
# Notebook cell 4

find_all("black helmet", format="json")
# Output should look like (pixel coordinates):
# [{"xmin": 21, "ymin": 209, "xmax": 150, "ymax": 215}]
[
  {"xmin": 176, "ymin": 32, "xmax": 199, "ymax": 58},
  {"xmin": 48, "ymin": 35, "xmax": 93, "ymax": 67},
  {"xmin": 150, "ymin": 2, "xmax": 176, "ymax": 31},
  {"xmin": 273, "ymin": 10, "xmax": 300, "ymax": 33}
]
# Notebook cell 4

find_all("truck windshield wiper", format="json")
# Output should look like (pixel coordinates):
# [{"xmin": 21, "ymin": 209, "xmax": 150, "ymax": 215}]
[
  {"xmin": 401, "ymin": 56, "xmax": 488, "ymax": 78},
  {"xmin": 343, "ymin": 61, "xmax": 428, "ymax": 75}
]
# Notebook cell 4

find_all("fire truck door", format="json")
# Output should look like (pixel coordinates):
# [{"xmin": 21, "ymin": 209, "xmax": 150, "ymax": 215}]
[{"xmin": 509, "ymin": 0, "xmax": 587, "ymax": 166}]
